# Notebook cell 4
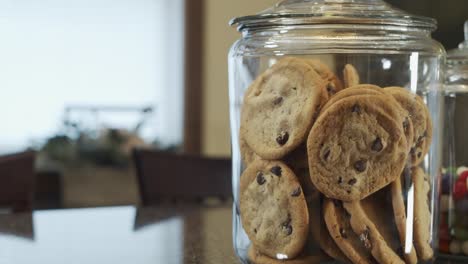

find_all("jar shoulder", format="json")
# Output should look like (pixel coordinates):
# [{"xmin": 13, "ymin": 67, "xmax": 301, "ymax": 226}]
[{"xmin": 229, "ymin": 29, "xmax": 446, "ymax": 57}]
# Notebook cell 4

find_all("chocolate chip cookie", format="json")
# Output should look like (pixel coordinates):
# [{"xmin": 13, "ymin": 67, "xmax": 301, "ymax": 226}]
[
  {"xmin": 343, "ymin": 194, "xmax": 405, "ymax": 264},
  {"xmin": 308, "ymin": 95, "xmax": 408, "ymax": 201},
  {"xmin": 343, "ymin": 64, "xmax": 360, "ymax": 88},
  {"xmin": 305, "ymin": 59, "xmax": 344, "ymax": 96},
  {"xmin": 294, "ymin": 168, "xmax": 349, "ymax": 262},
  {"xmin": 412, "ymin": 166, "xmax": 433, "ymax": 261},
  {"xmin": 240, "ymin": 135, "xmax": 260, "ymax": 165},
  {"xmin": 384, "ymin": 87, "xmax": 432, "ymax": 165},
  {"xmin": 240, "ymin": 160, "xmax": 309, "ymax": 259},
  {"xmin": 320, "ymin": 84, "xmax": 385, "ymax": 112},
  {"xmin": 320, "ymin": 85, "xmax": 415, "ymax": 153},
  {"xmin": 323, "ymin": 199, "xmax": 375, "ymax": 264},
  {"xmin": 241, "ymin": 57, "xmax": 328, "ymax": 160},
  {"xmin": 390, "ymin": 168, "xmax": 419, "ymax": 264},
  {"xmin": 360, "ymin": 187, "xmax": 407, "ymax": 263},
  {"xmin": 308, "ymin": 193, "xmax": 351, "ymax": 263}
]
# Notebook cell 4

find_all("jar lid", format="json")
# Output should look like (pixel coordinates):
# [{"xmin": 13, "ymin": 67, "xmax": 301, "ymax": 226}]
[
  {"xmin": 447, "ymin": 20, "xmax": 468, "ymax": 65},
  {"xmin": 230, "ymin": 0, "xmax": 437, "ymax": 32}
]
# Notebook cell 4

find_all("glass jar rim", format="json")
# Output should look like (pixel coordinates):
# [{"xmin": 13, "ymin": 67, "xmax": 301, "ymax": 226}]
[
  {"xmin": 230, "ymin": 0, "xmax": 437, "ymax": 32},
  {"xmin": 447, "ymin": 20, "xmax": 468, "ymax": 65}
]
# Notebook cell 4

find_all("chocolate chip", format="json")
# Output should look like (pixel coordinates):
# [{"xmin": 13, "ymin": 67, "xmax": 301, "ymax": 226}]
[
  {"xmin": 254, "ymin": 228, "xmax": 257, "ymax": 234},
  {"xmin": 283, "ymin": 224, "xmax": 293, "ymax": 236},
  {"xmin": 256, "ymin": 172, "xmax": 266, "ymax": 185},
  {"xmin": 360, "ymin": 228, "xmax": 372, "ymax": 249},
  {"xmin": 273, "ymin": 97, "xmax": 283, "ymax": 105},
  {"xmin": 338, "ymin": 177, "xmax": 343, "ymax": 184},
  {"xmin": 270, "ymin": 166, "xmax": 282, "ymax": 176},
  {"xmin": 276, "ymin": 131, "xmax": 289, "ymax": 146},
  {"xmin": 348, "ymin": 178, "xmax": 357, "ymax": 185},
  {"xmin": 416, "ymin": 133, "xmax": 426, "ymax": 146},
  {"xmin": 323, "ymin": 149, "xmax": 331, "ymax": 161},
  {"xmin": 352, "ymin": 104, "xmax": 361, "ymax": 114},
  {"xmin": 354, "ymin": 160, "xmax": 367, "ymax": 173},
  {"xmin": 417, "ymin": 152, "xmax": 422, "ymax": 158},
  {"xmin": 340, "ymin": 228, "xmax": 348, "ymax": 239},
  {"xmin": 291, "ymin": 187, "xmax": 302, "ymax": 197},
  {"xmin": 396, "ymin": 246, "xmax": 404, "ymax": 258},
  {"xmin": 282, "ymin": 216, "xmax": 293, "ymax": 236},
  {"xmin": 371, "ymin": 137, "xmax": 383, "ymax": 152},
  {"xmin": 403, "ymin": 118, "xmax": 410, "ymax": 133},
  {"xmin": 327, "ymin": 83, "xmax": 336, "ymax": 94},
  {"xmin": 292, "ymin": 87, "xmax": 297, "ymax": 90}
]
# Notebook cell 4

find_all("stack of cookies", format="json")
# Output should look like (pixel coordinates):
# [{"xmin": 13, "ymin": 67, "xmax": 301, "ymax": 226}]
[{"xmin": 239, "ymin": 57, "xmax": 434, "ymax": 264}]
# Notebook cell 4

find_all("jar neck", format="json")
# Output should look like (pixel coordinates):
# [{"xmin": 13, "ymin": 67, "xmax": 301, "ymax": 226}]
[{"xmin": 241, "ymin": 24, "xmax": 432, "ymax": 39}]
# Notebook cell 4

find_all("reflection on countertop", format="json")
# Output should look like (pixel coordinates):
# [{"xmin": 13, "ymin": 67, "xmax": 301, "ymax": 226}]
[
  {"xmin": 0, "ymin": 212, "xmax": 34, "ymax": 240},
  {"xmin": 0, "ymin": 205, "xmax": 236, "ymax": 264}
]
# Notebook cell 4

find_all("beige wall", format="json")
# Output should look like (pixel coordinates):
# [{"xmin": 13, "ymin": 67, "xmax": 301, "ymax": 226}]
[{"xmin": 202, "ymin": 0, "xmax": 276, "ymax": 157}]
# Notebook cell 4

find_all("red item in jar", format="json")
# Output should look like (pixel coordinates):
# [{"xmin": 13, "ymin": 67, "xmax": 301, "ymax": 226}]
[
  {"xmin": 466, "ymin": 177, "xmax": 468, "ymax": 192},
  {"xmin": 454, "ymin": 180, "xmax": 467, "ymax": 200},
  {"xmin": 440, "ymin": 224, "xmax": 450, "ymax": 240},
  {"xmin": 440, "ymin": 212, "xmax": 448, "ymax": 226},
  {"xmin": 459, "ymin": 171, "xmax": 468, "ymax": 183},
  {"xmin": 439, "ymin": 239, "xmax": 450, "ymax": 253}
]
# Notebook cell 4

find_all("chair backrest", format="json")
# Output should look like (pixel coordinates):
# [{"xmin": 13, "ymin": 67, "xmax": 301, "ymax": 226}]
[
  {"xmin": 0, "ymin": 151, "xmax": 36, "ymax": 212},
  {"xmin": 133, "ymin": 149, "xmax": 231, "ymax": 206},
  {"xmin": 34, "ymin": 170, "xmax": 62, "ymax": 209}
]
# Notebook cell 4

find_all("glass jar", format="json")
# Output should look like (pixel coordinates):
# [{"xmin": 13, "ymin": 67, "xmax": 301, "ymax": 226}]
[
  {"xmin": 439, "ymin": 20, "xmax": 468, "ymax": 261},
  {"xmin": 228, "ymin": 1, "xmax": 445, "ymax": 263}
]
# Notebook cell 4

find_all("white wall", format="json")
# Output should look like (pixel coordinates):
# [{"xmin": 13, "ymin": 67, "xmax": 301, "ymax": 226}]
[{"xmin": 0, "ymin": 0, "xmax": 184, "ymax": 153}]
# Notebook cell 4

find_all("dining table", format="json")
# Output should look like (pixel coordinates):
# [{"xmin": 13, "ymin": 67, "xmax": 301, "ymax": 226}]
[{"xmin": 0, "ymin": 204, "xmax": 464, "ymax": 264}]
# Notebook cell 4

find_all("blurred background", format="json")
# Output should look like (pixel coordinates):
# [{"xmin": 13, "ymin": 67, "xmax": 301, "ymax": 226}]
[{"xmin": 0, "ymin": 0, "xmax": 466, "ymax": 209}]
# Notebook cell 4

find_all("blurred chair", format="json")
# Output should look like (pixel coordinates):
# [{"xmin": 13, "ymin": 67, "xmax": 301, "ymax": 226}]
[
  {"xmin": 133, "ymin": 149, "xmax": 231, "ymax": 206},
  {"xmin": 0, "ymin": 151, "xmax": 36, "ymax": 212},
  {"xmin": 34, "ymin": 170, "xmax": 62, "ymax": 209}
]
